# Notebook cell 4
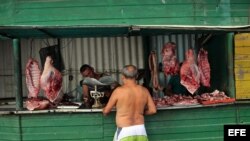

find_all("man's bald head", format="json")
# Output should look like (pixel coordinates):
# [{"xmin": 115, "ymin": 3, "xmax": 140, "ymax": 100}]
[{"xmin": 121, "ymin": 65, "xmax": 138, "ymax": 79}]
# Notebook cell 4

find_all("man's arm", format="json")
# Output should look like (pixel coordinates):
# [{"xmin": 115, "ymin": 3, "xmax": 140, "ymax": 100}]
[
  {"xmin": 102, "ymin": 88, "xmax": 119, "ymax": 116},
  {"xmin": 82, "ymin": 85, "xmax": 89, "ymax": 97},
  {"xmin": 144, "ymin": 89, "xmax": 157, "ymax": 115}
]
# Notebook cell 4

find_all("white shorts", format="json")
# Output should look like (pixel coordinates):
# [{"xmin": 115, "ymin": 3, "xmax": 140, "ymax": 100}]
[{"xmin": 113, "ymin": 124, "xmax": 148, "ymax": 141}]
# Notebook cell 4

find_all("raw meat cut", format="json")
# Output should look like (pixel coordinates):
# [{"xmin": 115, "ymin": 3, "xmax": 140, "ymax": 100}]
[
  {"xmin": 153, "ymin": 95, "xmax": 199, "ymax": 107},
  {"xmin": 40, "ymin": 56, "xmax": 62, "ymax": 102},
  {"xmin": 26, "ymin": 97, "xmax": 50, "ymax": 111},
  {"xmin": 149, "ymin": 51, "xmax": 160, "ymax": 90},
  {"xmin": 195, "ymin": 90, "xmax": 235, "ymax": 105},
  {"xmin": 25, "ymin": 58, "xmax": 41, "ymax": 98},
  {"xmin": 161, "ymin": 42, "xmax": 179, "ymax": 75},
  {"xmin": 180, "ymin": 49, "xmax": 200, "ymax": 94},
  {"xmin": 198, "ymin": 48, "xmax": 210, "ymax": 87}
]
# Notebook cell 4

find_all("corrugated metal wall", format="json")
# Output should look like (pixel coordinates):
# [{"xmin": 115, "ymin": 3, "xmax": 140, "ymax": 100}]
[
  {"xmin": 0, "ymin": 36, "xmax": 144, "ymax": 98},
  {"xmin": 0, "ymin": 40, "xmax": 14, "ymax": 98},
  {"xmin": 0, "ymin": 34, "xmax": 199, "ymax": 99}
]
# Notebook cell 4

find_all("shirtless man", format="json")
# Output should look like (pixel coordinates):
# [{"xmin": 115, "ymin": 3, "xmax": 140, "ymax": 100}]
[{"xmin": 103, "ymin": 65, "xmax": 157, "ymax": 141}]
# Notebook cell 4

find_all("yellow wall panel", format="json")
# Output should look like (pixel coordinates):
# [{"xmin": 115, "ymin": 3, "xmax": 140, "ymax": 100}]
[
  {"xmin": 234, "ymin": 47, "xmax": 250, "ymax": 55},
  {"xmin": 235, "ymin": 33, "xmax": 250, "ymax": 47},
  {"xmin": 235, "ymin": 33, "xmax": 250, "ymax": 99},
  {"xmin": 235, "ymin": 81, "xmax": 250, "ymax": 99},
  {"xmin": 235, "ymin": 68, "xmax": 250, "ymax": 80},
  {"xmin": 235, "ymin": 80, "xmax": 250, "ymax": 88},
  {"xmin": 235, "ymin": 54, "xmax": 250, "ymax": 60},
  {"xmin": 235, "ymin": 60, "xmax": 250, "ymax": 68}
]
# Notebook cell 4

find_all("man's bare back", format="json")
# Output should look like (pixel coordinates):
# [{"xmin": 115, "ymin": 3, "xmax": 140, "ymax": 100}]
[
  {"xmin": 115, "ymin": 83, "xmax": 155, "ymax": 127},
  {"xmin": 103, "ymin": 65, "xmax": 156, "ymax": 128}
]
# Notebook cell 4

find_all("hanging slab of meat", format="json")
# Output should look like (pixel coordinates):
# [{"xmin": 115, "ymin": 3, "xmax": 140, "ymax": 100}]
[
  {"xmin": 149, "ymin": 51, "xmax": 162, "ymax": 91},
  {"xmin": 180, "ymin": 49, "xmax": 201, "ymax": 94},
  {"xmin": 26, "ymin": 97, "xmax": 50, "ymax": 111},
  {"xmin": 198, "ymin": 48, "xmax": 210, "ymax": 87},
  {"xmin": 40, "ymin": 56, "xmax": 62, "ymax": 102},
  {"xmin": 25, "ymin": 58, "xmax": 41, "ymax": 98},
  {"xmin": 161, "ymin": 42, "xmax": 179, "ymax": 75}
]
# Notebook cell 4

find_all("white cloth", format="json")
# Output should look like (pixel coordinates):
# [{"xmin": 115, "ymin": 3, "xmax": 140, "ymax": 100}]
[{"xmin": 113, "ymin": 124, "xmax": 148, "ymax": 141}]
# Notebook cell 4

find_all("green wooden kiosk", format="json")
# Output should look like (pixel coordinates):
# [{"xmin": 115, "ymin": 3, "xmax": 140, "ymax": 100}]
[{"xmin": 0, "ymin": 0, "xmax": 250, "ymax": 141}]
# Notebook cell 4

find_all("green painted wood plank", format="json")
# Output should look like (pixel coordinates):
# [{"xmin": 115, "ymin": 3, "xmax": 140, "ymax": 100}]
[
  {"xmin": 147, "ymin": 124, "xmax": 225, "ymax": 134},
  {"xmin": 0, "ymin": 115, "xmax": 20, "ymax": 141},
  {"xmin": 0, "ymin": 133, "xmax": 20, "ymax": 141},
  {"xmin": 238, "ymin": 105, "xmax": 250, "ymax": 123},
  {"xmin": 1, "ymin": 0, "xmax": 249, "ymax": 26},
  {"xmin": 192, "ymin": 3, "xmax": 250, "ymax": 10},
  {"xmin": 0, "ymin": 116, "xmax": 19, "ymax": 128},
  {"xmin": 22, "ymin": 125, "xmax": 102, "ymax": 140},
  {"xmin": 240, "ymin": 117, "xmax": 250, "ymax": 124},
  {"xmin": 103, "ymin": 137, "xmax": 113, "ymax": 141},
  {"xmin": 145, "ymin": 117, "xmax": 235, "ymax": 128},
  {"xmin": 22, "ymin": 133, "xmax": 102, "ymax": 140},
  {"xmin": 103, "ymin": 112, "xmax": 116, "ymax": 123},
  {"xmin": 0, "ymin": 127, "xmax": 19, "ymax": 133},
  {"xmin": 0, "ymin": 140, "xmax": 19, "ymax": 141},
  {"xmin": 13, "ymin": 2, "xmax": 249, "ymax": 25},
  {"xmin": 21, "ymin": 113, "xmax": 101, "ymax": 119},
  {"xmin": 14, "ymin": 4, "xmax": 249, "ymax": 23},
  {"xmin": 145, "ymin": 107, "xmax": 236, "ymax": 121},
  {"xmin": 11, "ymin": 17, "xmax": 248, "ymax": 26},
  {"xmin": 14, "ymin": 5, "xmax": 193, "ymax": 22},
  {"xmin": 26, "ymin": 140, "xmax": 99, "ymax": 141},
  {"xmin": 26, "ymin": 140, "xmax": 100, "ymax": 141},
  {"xmin": 22, "ymin": 126, "xmax": 102, "ymax": 134},
  {"xmin": 21, "ymin": 113, "xmax": 102, "ymax": 127},
  {"xmin": 0, "ymin": 0, "xmax": 14, "ymax": 25},
  {"xmin": 21, "ymin": 118, "xmax": 102, "ymax": 127},
  {"xmin": 16, "ymin": 0, "xmax": 250, "ymax": 9},
  {"xmin": 238, "ymin": 106, "xmax": 250, "ymax": 116},
  {"xmin": 149, "ymin": 131, "xmax": 223, "ymax": 141},
  {"xmin": 103, "ymin": 127, "xmax": 116, "ymax": 137},
  {"xmin": 20, "ymin": 113, "xmax": 104, "ymax": 140}
]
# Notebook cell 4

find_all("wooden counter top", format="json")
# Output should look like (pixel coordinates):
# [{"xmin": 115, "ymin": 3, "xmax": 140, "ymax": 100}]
[{"xmin": 0, "ymin": 102, "xmax": 236, "ymax": 115}]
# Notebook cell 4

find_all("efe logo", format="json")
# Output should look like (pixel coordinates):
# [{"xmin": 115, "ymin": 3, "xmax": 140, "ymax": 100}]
[
  {"xmin": 228, "ymin": 129, "xmax": 246, "ymax": 136},
  {"xmin": 224, "ymin": 125, "xmax": 249, "ymax": 141}
]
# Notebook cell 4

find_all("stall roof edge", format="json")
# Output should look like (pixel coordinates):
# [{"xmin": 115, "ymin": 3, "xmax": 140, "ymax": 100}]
[{"xmin": 0, "ymin": 25, "xmax": 249, "ymax": 39}]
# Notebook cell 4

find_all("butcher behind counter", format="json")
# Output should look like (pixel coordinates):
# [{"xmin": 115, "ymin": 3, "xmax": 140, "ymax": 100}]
[{"xmin": 79, "ymin": 64, "xmax": 119, "ymax": 108}]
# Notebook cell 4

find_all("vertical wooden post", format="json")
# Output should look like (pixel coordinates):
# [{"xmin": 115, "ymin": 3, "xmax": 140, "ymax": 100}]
[
  {"xmin": 13, "ymin": 39, "xmax": 23, "ymax": 110},
  {"xmin": 142, "ymin": 36, "xmax": 151, "ymax": 88},
  {"xmin": 227, "ymin": 33, "xmax": 236, "ymax": 98}
]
